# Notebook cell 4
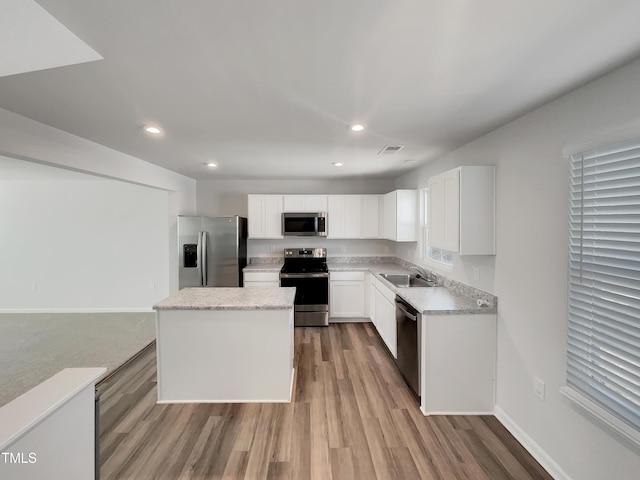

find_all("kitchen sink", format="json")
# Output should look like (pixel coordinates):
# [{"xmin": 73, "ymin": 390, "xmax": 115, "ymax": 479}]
[{"xmin": 379, "ymin": 273, "xmax": 435, "ymax": 288}]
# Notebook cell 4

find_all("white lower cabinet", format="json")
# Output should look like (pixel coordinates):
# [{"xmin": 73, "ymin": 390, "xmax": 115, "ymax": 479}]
[
  {"xmin": 372, "ymin": 277, "xmax": 397, "ymax": 358},
  {"xmin": 243, "ymin": 271, "xmax": 280, "ymax": 287},
  {"xmin": 421, "ymin": 313, "xmax": 496, "ymax": 415},
  {"xmin": 329, "ymin": 271, "xmax": 365, "ymax": 318}
]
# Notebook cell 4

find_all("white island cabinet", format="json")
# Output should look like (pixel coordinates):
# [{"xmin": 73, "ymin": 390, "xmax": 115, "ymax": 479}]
[{"xmin": 154, "ymin": 287, "xmax": 295, "ymax": 403}]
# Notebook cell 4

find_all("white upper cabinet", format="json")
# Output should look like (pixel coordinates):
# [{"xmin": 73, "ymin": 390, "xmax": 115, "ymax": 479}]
[
  {"xmin": 282, "ymin": 195, "xmax": 327, "ymax": 212},
  {"xmin": 247, "ymin": 195, "xmax": 283, "ymax": 238},
  {"xmin": 381, "ymin": 190, "xmax": 417, "ymax": 242},
  {"xmin": 361, "ymin": 195, "xmax": 380, "ymax": 238},
  {"xmin": 327, "ymin": 195, "xmax": 362, "ymax": 239},
  {"xmin": 428, "ymin": 166, "xmax": 495, "ymax": 255}
]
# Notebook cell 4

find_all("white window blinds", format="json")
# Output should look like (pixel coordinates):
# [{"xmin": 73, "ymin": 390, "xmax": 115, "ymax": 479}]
[{"xmin": 566, "ymin": 140, "xmax": 640, "ymax": 439}]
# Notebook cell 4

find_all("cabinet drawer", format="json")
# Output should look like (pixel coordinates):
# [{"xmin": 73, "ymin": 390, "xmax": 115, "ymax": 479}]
[
  {"xmin": 244, "ymin": 271, "xmax": 280, "ymax": 283},
  {"xmin": 245, "ymin": 281, "xmax": 280, "ymax": 287},
  {"xmin": 330, "ymin": 271, "xmax": 365, "ymax": 281}
]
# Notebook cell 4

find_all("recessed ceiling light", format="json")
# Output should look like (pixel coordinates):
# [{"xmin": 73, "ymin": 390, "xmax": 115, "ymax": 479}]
[
  {"xmin": 143, "ymin": 125, "xmax": 162, "ymax": 135},
  {"xmin": 349, "ymin": 123, "xmax": 365, "ymax": 132},
  {"xmin": 332, "ymin": 162, "xmax": 344, "ymax": 167},
  {"xmin": 404, "ymin": 159, "xmax": 417, "ymax": 164},
  {"xmin": 206, "ymin": 162, "xmax": 218, "ymax": 168}
]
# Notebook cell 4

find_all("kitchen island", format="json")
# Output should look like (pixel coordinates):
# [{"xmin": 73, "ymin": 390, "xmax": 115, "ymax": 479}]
[{"xmin": 153, "ymin": 287, "xmax": 296, "ymax": 403}]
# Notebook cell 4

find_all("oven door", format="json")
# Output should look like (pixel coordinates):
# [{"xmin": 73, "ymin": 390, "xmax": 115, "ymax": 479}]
[
  {"xmin": 279, "ymin": 273, "xmax": 329, "ymax": 306},
  {"xmin": 280, "ymin": 272, "xmax": 329, "ymax": 326}
]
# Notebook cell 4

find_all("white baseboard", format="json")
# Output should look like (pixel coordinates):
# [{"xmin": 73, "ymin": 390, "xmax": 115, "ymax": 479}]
[
  {"xmin": 0, "ymin": 307, "xmax": 154, "ymax": 314},
  {"xmin": 329, "ymin": 318, "xmax": 371, "ymax": 323},
  {"xmin": 494, "ymin": 406, "xmax": 572, "ymax": 480},
  {"xmin": 420, "ymin": 407, "xmax": 494, "ymax": 416}
]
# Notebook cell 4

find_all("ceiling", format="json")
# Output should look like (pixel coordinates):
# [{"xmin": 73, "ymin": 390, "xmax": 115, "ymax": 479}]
[{"xmin": 2, "ymin": 1, "xmax": 640, "ymax": 180}]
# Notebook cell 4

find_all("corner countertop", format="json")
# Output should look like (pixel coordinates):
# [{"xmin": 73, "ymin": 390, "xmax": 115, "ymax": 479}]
[
  {"xmin": 393, "ymin": 287, "xmax": 495, "ymax": 315},
  {"xmin": 332, "ymin": 263, "xmax": 496, "ymax": 315},
  {"xmin": 242, "ymin": 259, "xmax": 496, "ymax": 315},
  {"xmin": 153, "ymin": 287, "xmax": 296, "ymax": 311}
]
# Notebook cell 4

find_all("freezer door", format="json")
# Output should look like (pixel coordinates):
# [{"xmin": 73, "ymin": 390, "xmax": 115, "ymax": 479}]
[
  {"xmin": 202, "ymin": 216, "xmax": 242, "ymax": 287},
  {"xmin": 178, "ymin": 216, "xmax": 204, "ymax": 289}
]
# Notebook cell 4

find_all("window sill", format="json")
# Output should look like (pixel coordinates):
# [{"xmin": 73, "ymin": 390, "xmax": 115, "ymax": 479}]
[{"xmin": 560, "ymin": 386, "xmax": 640, "ymax": 451}]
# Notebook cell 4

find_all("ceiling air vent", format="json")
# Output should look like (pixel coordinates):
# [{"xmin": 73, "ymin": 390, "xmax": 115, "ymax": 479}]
[{"xmin": 378, "ymin": 145, "xmax": 405, "ymax": 155}]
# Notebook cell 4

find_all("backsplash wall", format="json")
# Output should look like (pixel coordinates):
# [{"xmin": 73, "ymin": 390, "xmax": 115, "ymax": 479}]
[{"xmin": 249, "ymin": 238, "xmax": 395, "ymax": 259}]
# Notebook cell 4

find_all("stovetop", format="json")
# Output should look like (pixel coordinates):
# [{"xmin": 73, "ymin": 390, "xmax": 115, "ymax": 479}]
[{"xmin": 281, "ymin": 248, "xmax": 328, "ymax": 274}]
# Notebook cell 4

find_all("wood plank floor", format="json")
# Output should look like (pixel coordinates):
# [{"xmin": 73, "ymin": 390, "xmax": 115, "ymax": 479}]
[{"xmin": 98, "ymin": 323, "xmax": 553, "ymax": 480}]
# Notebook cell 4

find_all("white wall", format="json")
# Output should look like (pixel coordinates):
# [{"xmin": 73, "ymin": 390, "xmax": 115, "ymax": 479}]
[
  {"xmin": 0, "ymin": 107, "xmax": 197, "ymax": 294},
  {"xmin": 0, "ymin": 176, "xmax": 169, "ymax": 311},
  {"xmin": 197, "ymin": 178, "xmax": 395, "ymax": 217},
  {"xmin": 197, "ymin": 177, "xmax": 396, "ymax": 258},
  {"xmin": 395, "ymin": 58, "xmax": 640, "ymax": 479}
]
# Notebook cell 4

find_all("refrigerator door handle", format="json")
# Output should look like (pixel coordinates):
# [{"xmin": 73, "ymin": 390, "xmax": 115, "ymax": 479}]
[
  {"xmin": 196, "ymin": 231, "xmax": 205, "ymax": 286},
  {"xmin": 201, "ymin": 231, "xmax": 208, "ymax": 286}
]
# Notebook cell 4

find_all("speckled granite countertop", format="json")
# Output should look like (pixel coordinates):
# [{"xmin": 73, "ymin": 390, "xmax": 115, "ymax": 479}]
[
  {"xmin": 243, "ymin": 263, "xmax": 283, "ymax": 272},
  {"xmin": 392, "ymin": 287, "xmax": 495, "ymax": 315},
  {"xmin": 154, "ymin": 287, "xmax": 296, "ymax": 310},
  {"xmin": 332, "ymin": 262, "xmax": 496, "ymax": 315},
  {"xmin": 243, "ymin": 258, "xmax": 497, "ymax": 315}
]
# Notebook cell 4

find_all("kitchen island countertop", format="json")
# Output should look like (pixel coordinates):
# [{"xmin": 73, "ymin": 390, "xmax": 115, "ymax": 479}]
[{"xmin": 153, "ymin": 287, "xmax": 296, "ymax": 310}]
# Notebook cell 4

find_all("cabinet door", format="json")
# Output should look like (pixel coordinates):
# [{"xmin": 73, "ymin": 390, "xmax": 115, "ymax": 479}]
[
  {"xmin": 248, "ymin": 195, "xmax": 265, "ymax": 238},
  {"xmin": 343, "ymin": 195, "xmax": 362, "ymax": 238},
  {"xmin": 248, "ymin": 195, "xmax": 282, "ymax": 238},
  {"xmin": 327, "ymin": 196, "xmax": 345, "ymax": 238},
  {"xmin": 327, "ymin": 195, "xmax": 362, "ymax": 239},
  {"xmin": 362, "ymin": 195, "xmax": 380, "ymax": 238},
  {"xmin": 264, "ymin": 195, "xmax": 284, "ymax": 238},
  {"xmin": 396, "ymin": 190, "xmax": 417, "ymax": 241},
  {"xmin": 283, "ymin": 195, "xmax": 304, "ymax": 212},
  {"xmin": 374, "ymin": 286, "xmax": 387, "ymax": 344},
  {"xmin": 428, "ymin": 170, "xmax": 460, "ymax": 252},
  {"xmin": 383, "ymin": 191, "xmax": 396, "ymax": 240},
  {"xmin": 381, "ymin": 295, "xmax": 397, "ymax": 358},
  {"xmin": 283, "ymin": 195, "xmax": 327, "ymax": 212},
  {"xmin": 330, "ymin": 281, "xmax": 365, "ymax": 317},
  {"xmin": 368, "ymin": 274, "xmax": 377, "ymax": 326},
  {"xmin": 374, "ymin": 285, "xmax": 396, "ymax": 357},
  {"xmin": 305, "ymin": 195, "xmax": 328, "ymax": 212}
]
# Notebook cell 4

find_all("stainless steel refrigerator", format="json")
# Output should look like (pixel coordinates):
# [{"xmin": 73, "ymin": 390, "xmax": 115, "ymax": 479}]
[{"xmin": 178, "ymin": 216, "xmax": 247, "ymax": 288}]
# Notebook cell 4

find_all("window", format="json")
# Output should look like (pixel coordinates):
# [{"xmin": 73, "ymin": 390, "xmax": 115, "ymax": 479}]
[
  {"xmin": 420, "ymin": 188, "xmax": 453, "ymax": 266},
  {"xmin": 563, "ymin": 139, "xmax": 640, "ymax": 445}
]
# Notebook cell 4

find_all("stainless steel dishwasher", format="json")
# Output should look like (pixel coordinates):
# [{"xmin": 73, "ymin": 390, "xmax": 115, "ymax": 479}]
[{"xmin": 395, "ymin": 295, "xmax": 421, "ymax": 399}]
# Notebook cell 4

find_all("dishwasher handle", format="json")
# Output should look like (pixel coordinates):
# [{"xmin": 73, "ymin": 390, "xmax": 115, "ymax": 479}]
[{"xmin": 396, "ymin": 300, "xmax": 418, "ymax": 322}]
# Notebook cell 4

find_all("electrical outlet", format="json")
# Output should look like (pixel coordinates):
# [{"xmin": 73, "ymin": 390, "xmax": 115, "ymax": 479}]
[
  {"xmin": 149, "ymin": 281, "xmax": 156, "ymax": 291},
  {"xmin": 31, "ymin": 281, "xmax": 37, "ymax": 292},
  {"xmin": 270, "ymin": 245, "xmax": 277, "ymax": 253},
  {"xmin": 384, "ymin": 245, "xmax": 390, "ymax": 253},
  {"xmin": 473, "ymin": 266, "xmax": 480, "ymax": 281},
  {"xmin": 341, "ymin": 245, "xmax": 346, "ymax": 253},
  {"xmin": 534, "ymin": 377, "xmax": 545, "ymax": 401}
]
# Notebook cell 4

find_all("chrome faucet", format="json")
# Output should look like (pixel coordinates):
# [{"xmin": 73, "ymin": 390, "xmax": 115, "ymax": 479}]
[
  {"xmin": 410, "ymin": 266, "xmax": 437, "ymax": 285},
  {"xmin": 409, "ymin": 266, "xmax": 427, "ymax": 277}
]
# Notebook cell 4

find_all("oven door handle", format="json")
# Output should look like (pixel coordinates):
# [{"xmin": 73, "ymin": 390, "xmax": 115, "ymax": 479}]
[{"xmin": 279, "ymin": 273, "xmax": 329, "ymax": 278}]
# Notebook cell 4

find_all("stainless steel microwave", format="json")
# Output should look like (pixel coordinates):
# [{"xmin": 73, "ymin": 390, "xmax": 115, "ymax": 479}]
[{"xmin": 282, "ymin": 212, "xmax": 327, "ymax": 236}]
